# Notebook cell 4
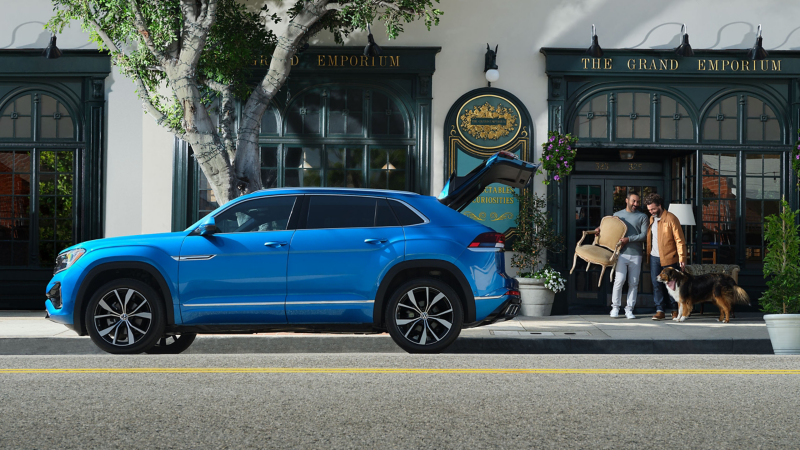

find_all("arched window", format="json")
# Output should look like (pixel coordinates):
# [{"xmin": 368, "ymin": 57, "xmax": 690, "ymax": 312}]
[
  {"xmin": 615, "ymin": 92, "xmax": 651, "ymax": 140},
  {"xmin": 659, "ymin": 95, "xmax": 694, "ymax": 140},
  {"xmin": 573, "ymin": 94, "xmax": 608, "ymax": 139},
  {"xmin": 702, "ymin": 95, "xmax": 739, "ymax": 141},
  {"xmin": 744, "ymin": 96, "xmax": 780, "ymax": 142}
]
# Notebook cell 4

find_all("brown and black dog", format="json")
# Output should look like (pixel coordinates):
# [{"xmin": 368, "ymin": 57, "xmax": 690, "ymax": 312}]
[{"xmin": 656, "ymin": 267, "xmax": 750, "ymax": 323}]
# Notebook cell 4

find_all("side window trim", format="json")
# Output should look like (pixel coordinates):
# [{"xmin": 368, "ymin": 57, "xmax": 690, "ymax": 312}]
[
  {"xmin": 211, "ymin": 194, "xmax": 299, "ymax": 234},
  {"xmin": 388, "ymin": 199, "xmax": 429, "ymax": 225}
]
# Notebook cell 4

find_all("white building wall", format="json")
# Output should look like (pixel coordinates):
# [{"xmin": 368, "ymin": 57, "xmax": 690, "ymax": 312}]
[{"xmin": 4, "ymin": 0, "xmax": 799, "ymax": 236}]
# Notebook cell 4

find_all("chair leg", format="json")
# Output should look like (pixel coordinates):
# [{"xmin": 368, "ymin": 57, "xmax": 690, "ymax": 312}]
[
  {"xmin": 586, "ymin": 261, "xmax": 591, "ymax": 271},
  {"xmin": 570, "ymin": 252, "xmax": 579, "ymax": 274},
  {"xmin": 609, "ymin": 263, "xmax": 617, "ymax": 283},
  {"xmin": 598, "ymin": 265, "xmax": 606, "ymax": 287}
]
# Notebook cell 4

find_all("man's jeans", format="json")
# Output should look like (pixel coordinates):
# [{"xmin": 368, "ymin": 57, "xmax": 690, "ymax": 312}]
[
  {"xmin": 611, "ymin": 253, "xmax": 642, "ymax": 312},
  {"xmin": 650, "ymin": 256, "xmax": 678, "ymax": 312}
]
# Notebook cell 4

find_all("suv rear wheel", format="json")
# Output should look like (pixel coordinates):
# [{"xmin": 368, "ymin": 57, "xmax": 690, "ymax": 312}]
[
  {"xmin": 145, "ymin": 333, "xmax": 197, "ymax": 354},
  {"xmin": 85, "ymin": 279, "xmax": 165, "ymax": 354},
  {"xmin": 385, "ymin": 278, "xmax": 463, "ymax": 353}
]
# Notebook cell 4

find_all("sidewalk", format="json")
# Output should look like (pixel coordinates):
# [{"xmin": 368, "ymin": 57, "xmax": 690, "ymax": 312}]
[{"xmin": 0, "ymin": 310, "xmax": 773, "ymax": 355}]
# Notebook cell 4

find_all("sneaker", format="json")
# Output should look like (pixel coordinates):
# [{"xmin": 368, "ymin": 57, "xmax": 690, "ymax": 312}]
[
  {"xmin": 625, "ymin": 311, "xmax": 636, "ymax": 319},
  {"xmin": 610, "ymin": 308, "xmax": 620, "ymax": 318},
  {"xmin": 652, "ymin": 311, "xmax": 665, "ymax": 320}
]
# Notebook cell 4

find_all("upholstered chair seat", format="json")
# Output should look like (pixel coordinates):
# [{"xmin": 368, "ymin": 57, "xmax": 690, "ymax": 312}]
[{"xmin": 570, "ymin": 216, "xmax": 627, "ymax": 287}]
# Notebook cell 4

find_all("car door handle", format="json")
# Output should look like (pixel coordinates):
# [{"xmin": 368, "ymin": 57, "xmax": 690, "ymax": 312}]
[
  {"xmin": 364, "ymin": 238, "xmax": 388, "ymax": 244},
  {"xmin": 264, "ymin": 241, "xmax": 288, "ymax": 248}
]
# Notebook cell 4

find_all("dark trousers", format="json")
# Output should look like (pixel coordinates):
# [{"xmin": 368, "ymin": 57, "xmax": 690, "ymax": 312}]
[{"xmin": 650, "ymin": 256, "xmax": 678, "ymax": 312}]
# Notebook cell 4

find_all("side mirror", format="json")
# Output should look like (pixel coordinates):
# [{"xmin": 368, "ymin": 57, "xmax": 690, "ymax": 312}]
[{"xmin": 196, "ymin": 217, "xmax": 219, "ymax": 236}]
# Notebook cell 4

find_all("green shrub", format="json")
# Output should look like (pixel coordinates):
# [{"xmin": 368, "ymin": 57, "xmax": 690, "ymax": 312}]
[{"xmin": 761, "ymin": 197, "xmax": 800, "ymax": 314}]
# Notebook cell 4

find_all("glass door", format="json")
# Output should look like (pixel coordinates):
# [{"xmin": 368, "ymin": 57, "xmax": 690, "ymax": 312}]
[{"xmin": 567, "ymin": 177, "xmax": 662, "ymax": 313}]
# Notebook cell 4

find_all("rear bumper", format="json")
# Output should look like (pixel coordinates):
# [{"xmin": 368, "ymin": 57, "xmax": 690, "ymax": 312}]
[{"xmin": 464, "ymin": 294, "xmax": 520, "ymax": 328}]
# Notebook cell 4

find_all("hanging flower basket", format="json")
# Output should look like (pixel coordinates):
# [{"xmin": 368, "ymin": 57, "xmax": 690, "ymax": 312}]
[{"xmin": 538, "ymin": 131, "xmax": 578, "ymax": 185}]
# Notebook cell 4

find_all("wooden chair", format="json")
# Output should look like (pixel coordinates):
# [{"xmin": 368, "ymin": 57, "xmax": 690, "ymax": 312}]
[{"xmin": 570, "ymin": 216, "xmax": 628, "ymax": 287}]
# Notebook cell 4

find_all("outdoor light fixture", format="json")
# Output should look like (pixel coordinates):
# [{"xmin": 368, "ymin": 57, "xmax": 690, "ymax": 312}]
[
  {"xmin": 746, "ymin": 24, "xmax": 768, "ymax": 60},
  {"xmin": 363, "ymin": 25, "xmax": 382, "ymax": 57},
  {"xmin": 299, "ymin": 154, "xmax": 314, "ymax": 169},
  {"xmin": 619, "ymin": 150, "xmax": 635, "ymax": 160},
  {"xmin": 381, "ymin": 161, "xmax": 397, "ymax": 170},
  {"xmin": 674, "ymin": 24, "xmax": 694, "ymax": 57},
  {"xmin": 668, "ymin": 204, "xmax": 696, "ymax": 226},
  {"xmin": 42, "ymin": 34, "xmax": 62, "ymax": 59},
  {"xmin": 484, "ymin": 44, "xmax": 499, "ymax": 87},
  {"xmin": 586, "ymin": 24, "xmax": 603, "ymax": 57}
]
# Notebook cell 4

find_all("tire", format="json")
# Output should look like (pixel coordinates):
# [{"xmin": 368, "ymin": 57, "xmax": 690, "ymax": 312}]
[
  {"xmin": 84, "ymin": 278, "xmax": 165, "ymax": 354},
  {"xmin": 145, "ymin": 333, "xmax": 198, "ymax": 354},
  {"xmin": 385, "ymin": 278, "xmax": 463, "ymax": 354}
]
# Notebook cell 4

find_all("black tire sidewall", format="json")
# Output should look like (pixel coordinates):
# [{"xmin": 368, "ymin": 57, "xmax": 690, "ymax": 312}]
[
  {"xmin": 85, "ymin": 278, "xmax": 166, "ymax": 354},
  {"xmin": 145, "ymin": 333, "xmax": 198, "ymax": 354},
  {"xmin": 385, "ymin": 278, "xmax": 463, "ymax": 354}
]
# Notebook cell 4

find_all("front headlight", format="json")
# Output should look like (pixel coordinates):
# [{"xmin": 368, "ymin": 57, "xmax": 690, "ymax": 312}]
[{"xmin": 54, "ymin": 248, "xmax": 86, "ymax": 274}]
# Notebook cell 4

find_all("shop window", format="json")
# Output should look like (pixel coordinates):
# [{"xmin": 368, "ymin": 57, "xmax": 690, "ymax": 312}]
[
  {"xmin": 370, "ymin": 91, "xmax": 404, "ymax": 136},
  {"xmin": 744, "ymin": 154, "xmax": 782, "ymax": 263},
  {"xmin": 260, "ymin": 104, "xmax": 280, "ymax": 135},
  {"xmin": 671, "ymin": 154, "xmax": 697, "ymax": 262},
  {"xmin": 616, "ymin": 92, "xmax": 651, "ymax": 140},
  {"xmin": 329, "ymin": 88, "xmax": 364, "ymax": 135},
  {"xmin": 369, "ymin": 148, "xmax": 407, "ymax": 190},
  {"xmin": 285, "ymin": 90, "xmax": 322, "ymax": 135},
  {"xmin": 0, "ymin": 150, "xmax": 31, "ymax": 265},
  {"xmin": 745, "ymin": 97, "xmax": 780, "ymax": 142},
  {"xmin": 39, "ymin": 95, "xmax": 74, "ymax": 139},
  {"xmin": 573, "ymin": 95, "xmax": 607, "ymax": 139},
  {"xmin": 701, "ymin": 153, "xmax": 738, "ymax": 264},
  {"xmin": 0, "ymin": 95, "xmax": 33, "ymax": 139},
  {"xmin": 660, "ymin": 96, "xmax": 693, "ymax": 140},
  {"xmin": 702, "ymin": 96, "xmax": 738, "ymax": 141},
  {"xmin": 326, "ymin": 148, "xmax": 364, "ymax": 187}
]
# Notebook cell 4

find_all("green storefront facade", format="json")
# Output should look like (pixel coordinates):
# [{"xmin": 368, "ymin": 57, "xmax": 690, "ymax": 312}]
[{"xmin": 542, "ymin": 48, "xmax": 800, "ymax": 314}]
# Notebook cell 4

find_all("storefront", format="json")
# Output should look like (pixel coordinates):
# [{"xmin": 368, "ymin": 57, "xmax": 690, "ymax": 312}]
[{"xmin": 542, "ymin": 48, "xmax": 799, "ymax": 314}]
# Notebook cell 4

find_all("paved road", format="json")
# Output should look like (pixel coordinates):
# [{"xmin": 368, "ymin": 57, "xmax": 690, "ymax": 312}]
[{"xmin": 1, "ymin": 354, "xmax": 799, "ymax": 449}]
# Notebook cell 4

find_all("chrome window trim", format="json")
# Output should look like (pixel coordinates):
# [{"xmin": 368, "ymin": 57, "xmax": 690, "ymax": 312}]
[{"xmin": 387, "ymin": 198, "xmax": 430, "ymax": 226}]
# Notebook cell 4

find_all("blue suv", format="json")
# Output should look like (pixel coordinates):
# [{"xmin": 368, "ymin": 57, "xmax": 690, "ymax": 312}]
[{"xmin": 45, "ymin": 153, "xmax": 537, "ymax": 354}]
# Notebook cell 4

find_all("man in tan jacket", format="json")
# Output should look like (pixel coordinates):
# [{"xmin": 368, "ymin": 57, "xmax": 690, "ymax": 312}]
[{"xmin": 644, "ymin": 193, "xmax": 688, "ymax": 320}]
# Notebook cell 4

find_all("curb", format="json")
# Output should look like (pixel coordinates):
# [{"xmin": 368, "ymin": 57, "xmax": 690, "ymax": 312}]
[{"xmin": 0, "ymin": 335, "xmax": 774, "ymax": 355}]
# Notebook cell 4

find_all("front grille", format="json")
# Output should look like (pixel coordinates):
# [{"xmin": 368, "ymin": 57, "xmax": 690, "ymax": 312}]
[{"xmin": 47, "ymin": 282, "xmax": 62, "ymax": 309}]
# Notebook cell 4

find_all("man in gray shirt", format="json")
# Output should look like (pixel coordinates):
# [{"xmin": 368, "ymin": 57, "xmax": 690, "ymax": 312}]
[{"xmin": 597, "ymin": 191, "xmax": 648, "ymax": 319}]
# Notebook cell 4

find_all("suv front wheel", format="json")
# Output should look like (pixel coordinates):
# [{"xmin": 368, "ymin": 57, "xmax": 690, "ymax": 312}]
[
  {"xmin": 85, "ymin": 279, "xmax": 165, "ymax": 354},
  {"xmin": 385, "ymin": 278, "xmax": 463, "ymax": 353}
]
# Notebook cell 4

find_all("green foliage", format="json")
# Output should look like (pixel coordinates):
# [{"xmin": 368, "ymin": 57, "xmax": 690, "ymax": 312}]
[
  {"xmin": 538, "ymin": 131, "xmax": 578, "ymax": 185},
  {"xmin": 793, "ymin": 129, "xmax": 800, "ymax": 190},
  {"xmin": 761, "ymin": 197, "xmax": 800, "ymax": 314},
  {"xmin": 510, "ymin": 189, "xmax": 564, "ymax": 277}
]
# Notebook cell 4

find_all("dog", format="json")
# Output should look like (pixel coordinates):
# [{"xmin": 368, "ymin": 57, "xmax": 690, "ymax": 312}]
[{"xmin": 656, "ymin": 267, "xmax": 750, "ymax": 323}]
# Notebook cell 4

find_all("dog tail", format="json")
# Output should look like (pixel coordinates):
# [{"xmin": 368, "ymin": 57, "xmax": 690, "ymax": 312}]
[{"xmin": 732, "ymin": 286, "xmax": 751, "ymax": 305}]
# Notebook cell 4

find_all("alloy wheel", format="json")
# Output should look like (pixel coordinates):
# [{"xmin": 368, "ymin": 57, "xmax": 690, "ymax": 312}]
[
  {"xmin": 91, "ymin": 288, "xmax": 153, "ymax": 347},
  {"xmin": 394, "ymin": 286, "xmax": 454, "ymax": 346}
]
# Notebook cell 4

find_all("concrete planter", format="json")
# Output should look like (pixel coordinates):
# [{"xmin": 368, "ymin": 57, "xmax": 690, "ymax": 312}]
[
  {"xmin": 764, "ymin": 314, "xmax": 800, "ymax": 355},
  {"xmin": 516, "ymin": 277, "xmax": 555, "ymax": 316}
]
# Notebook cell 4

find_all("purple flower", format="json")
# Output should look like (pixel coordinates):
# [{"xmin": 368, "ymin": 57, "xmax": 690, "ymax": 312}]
[
  {"xmin": 565, "ymin": 162, "xmax": 569, "ymax": 167},
  {"xmin": 796, "ymin": 154, "xmax": 799, "ymax": 159},
  {"xmin": 567, "ymin": 146, "xmax": 571, "ymax": 150},
  {"xmin": 553, "ymin": 175, "xmax": 560, "ymax": 181},
  {"xmin": 549, "ymin": 136, "xmax": 556, "ymax": 142},
  {"xmin": 546, "ymin": 155, "xmax": 550, "ymax": 160},
  {"xmin": 548, "ymin": 144, "xmax": 553, "ymax": 150},
  {"xmin": 797, "ymin": 144, "xmax": 800, "ymax": 150},
  {"xmin": 559, "ymin": 139, "xmax": 564, "ymax": 145},
  {"xmin": 560, "ymin": 157, "xmax": 564, "ymax": 161}
]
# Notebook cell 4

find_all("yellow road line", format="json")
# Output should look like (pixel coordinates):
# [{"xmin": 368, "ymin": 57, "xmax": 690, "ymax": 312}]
[{"xmin": 1, "ymin": 368, "xmax": 799, "ymax": 374}]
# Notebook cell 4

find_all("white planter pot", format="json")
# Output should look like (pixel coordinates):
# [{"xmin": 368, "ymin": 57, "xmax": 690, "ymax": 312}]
[
  {"xmin": 517, "ymin": 277, "xmax": 555, "ymax": 316},
  {"xmin": 763, "ymin": 314, "xmax": 800, "ymax": 355}
]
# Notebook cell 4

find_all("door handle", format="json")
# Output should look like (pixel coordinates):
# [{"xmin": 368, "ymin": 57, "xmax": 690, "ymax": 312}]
[
  {"xmin": 364, "ymin": 238, "xmax": 388, "ymax": 244},
  {"xmin": 264, "ymin": 241, "xmax": 288, "ymax": 248}
]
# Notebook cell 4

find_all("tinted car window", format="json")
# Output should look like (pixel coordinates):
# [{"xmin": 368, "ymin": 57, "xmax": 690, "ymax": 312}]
[
  {"xmin": 306, "ymin": 196, "xmax": 376, "ymax": 229},
  {"xmin": 388, "ymin": 199, "xmax": 425, "ymax": 225},
  {"xmin": 215, "ymin": 196, "xmax": 297, "ymax": 233},
  {"xmin": 375, "ymin": 199, "xmax": 399, "ymax": 227}
]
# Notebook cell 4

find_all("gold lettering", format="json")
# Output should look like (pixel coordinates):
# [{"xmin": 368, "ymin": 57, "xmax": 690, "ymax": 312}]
[
  {"xmin": 743, "ymin": 60, "xmax": 750, "ymax": 71},
  {"xmin": 649, "ymin": 60, "xmax": 657, "ymax": 70},
  {"xmin": 670, "ymin": 59, "xmax": 679, "ymax": 70},
  {"xmin": 772, "ymin": 60, "xmax": 781, "ymax": 71},
  {"xmin": 627, "ymin": 59, "xmax": 635, "ymax": 70},
  {"xmin": 731, "ymin": 60, "xmax": 739, "ymax": 71},
  {"xmin": 389, "ymin": 56, "xmax": 399, "ymax": 66},
  {"xmin": 350, "ymin": 56, "xmax": 358, "ymax": 66},
  {"xmin": 592, "ymin": 58, "xmax": 600, "ymax": 69},
  {"xmin": 360, "ymin": 55, "xmax": 368, "ymax": 66},
  {"xmin": 761, "ymin": 60, "xmax": 768, "ymax": 71},
  {"xmin": 370, "ymin": 56, "xmax": 375, "ymax": 66},
  {"xmin": 698, "ymin": 60, "xmax": 706, "ymax": 71},
  {"xmin": 582, "ymin": 58, "xmax": 590, "ymax": 69},
  {"xmin": 722, "ymin": 60, "xmax": 730, "ymax": 71},
  {"xmin": 328, "ymin": 55, "xmax": 336, "ymax": 66},
  {"xmin": 660, "ymin": 60, "xmax": 668, "ymax": 70},
  {"xmin": 639, "ymin": 58, "xmax": 647, "ymax": 70},
  {"xmin": 379, "ymin": 56, "xmax": 387, "ymax": 66},
  {"xmin": 292, "ymin": 55, "xmax": 299, "ymax": 66},
  {"xmin": 604, "ymin": 58, "xmax": 612, "ymax": 69},
  {"xmin": 708, "ymin": 60, "xmax": 718, "ymax": 71},
  {"xmin": 318, "ymin": 55, "xmax": 325, "ymax": 66}
]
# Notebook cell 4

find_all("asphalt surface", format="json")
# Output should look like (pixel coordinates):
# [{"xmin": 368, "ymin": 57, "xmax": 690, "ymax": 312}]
[{"xmin": 2, "ymin": 353, "xmax": 799, "ymax": 449}]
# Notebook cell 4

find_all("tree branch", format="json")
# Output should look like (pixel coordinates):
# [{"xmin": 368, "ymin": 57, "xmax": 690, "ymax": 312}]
[
  {"xmin": 201, "ymin": 78, "xmax": 236, "ymax": 162},
  {"xmin": 129, "ymin": 0, "xmax": 166, "ymax": 63},
  {"xmin": 179, "ymin": 0, "xmax": 198, "ymax": 23}
]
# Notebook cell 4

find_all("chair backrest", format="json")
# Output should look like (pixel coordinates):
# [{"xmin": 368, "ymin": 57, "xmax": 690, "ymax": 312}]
[{"xmin": 596, "ymin": 216, "xmax": 627, "ymax": 251}]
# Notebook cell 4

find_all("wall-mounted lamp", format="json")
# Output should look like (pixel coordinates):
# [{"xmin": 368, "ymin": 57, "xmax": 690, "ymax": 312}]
[
  {"xmin": 586, "ymin": 24, "xmax": 603, "ymax": 57},
  {"xmin": 619, "ymin": 150, "xmax": 635, "ymax": 160},
  {"xmin": 363, "ymin": 25, "xmax": 382, "ymax": 57},
  {"xmin": 746, "ymin": 24, "xmax": 768, "ymax": 60},
  {"xmin": 484, "ymin": 44, "xmax": 499, "ymax": 87},
  {"xmin": 674, "ymin": 24, "xmax": 694, "ymax": 57},
  {"xmin": 42, "ymin": 34, "xmax": 62, "ymax": 59}
]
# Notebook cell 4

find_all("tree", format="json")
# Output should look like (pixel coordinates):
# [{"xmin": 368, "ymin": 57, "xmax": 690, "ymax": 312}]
[{"xmin": 47, "ymin": 0, "xmax": 442, "ymax": 205}]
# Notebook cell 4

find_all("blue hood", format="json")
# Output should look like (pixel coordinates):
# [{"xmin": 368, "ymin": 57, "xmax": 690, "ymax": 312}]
[{"xmin": 60, "ymin": 232, "xmax": 188, "ymax": 257}]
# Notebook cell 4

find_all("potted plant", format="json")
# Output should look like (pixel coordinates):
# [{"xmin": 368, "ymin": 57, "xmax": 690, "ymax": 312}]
[
  {"xmin": 537, "ymin": 131, "xmax": 578, "ymax": 185},
  {"xmin": 761, "ymin": 197, "xmax": 800, "ymax": 354},
  {"xmin": 510, "ymin": 189, "xmax": 566, "ymax": 316}
]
